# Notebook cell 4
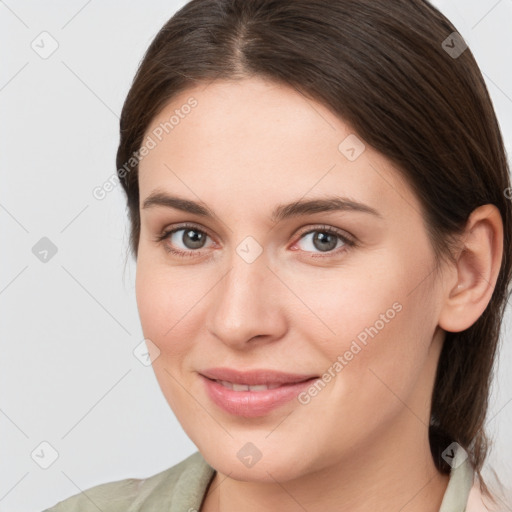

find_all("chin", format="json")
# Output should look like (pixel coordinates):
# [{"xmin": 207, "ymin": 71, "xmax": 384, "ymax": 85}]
[{"xmin": 197, "ymin": 440, "xmax": 315, "ymax": 483}]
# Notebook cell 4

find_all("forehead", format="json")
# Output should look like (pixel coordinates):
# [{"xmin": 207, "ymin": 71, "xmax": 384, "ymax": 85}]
[{"xmin": 138, "ymin": 77, "xmax": 421, "ymax": 223}]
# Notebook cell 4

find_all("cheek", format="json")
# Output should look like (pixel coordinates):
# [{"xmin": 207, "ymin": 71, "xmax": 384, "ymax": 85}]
[
  {"xmin": 294, "ymin": 292, "xmax": 432, "ymax": 458},
  {"xmin": 135, "ymin": 257, "xmax": 193, "ymax": 352},
  {"xmin": 289, "ymin": 254, "xmax": 435, "ymax": 399},
  {"xmin": 135, "ymin": 263, "xmax": 170, "ymax": 343},
  {"xmin": 280, "ymin": 257, "xmax": 405, "ymax": 352},
  {"xmin": 135, "ymin": 257, "xmax": 203, "ymax": 411}
]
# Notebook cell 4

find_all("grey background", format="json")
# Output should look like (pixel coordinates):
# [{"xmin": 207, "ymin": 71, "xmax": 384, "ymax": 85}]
[{"xmin": 0, "ymin": 1, "xmax": 511, "ymax": 510}]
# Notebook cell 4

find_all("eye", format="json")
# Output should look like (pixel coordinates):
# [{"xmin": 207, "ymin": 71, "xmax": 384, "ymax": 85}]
[
  {"xmin": 154, "ymin": 223, "xmax": 356, "ymax": 259},
  {"xmin": 155, "ymin": 223, "xmax": 215, "ymax": 258},
  {"xmin": 291, "ymin": 225, "xmax": 355, "ymax": 257}
]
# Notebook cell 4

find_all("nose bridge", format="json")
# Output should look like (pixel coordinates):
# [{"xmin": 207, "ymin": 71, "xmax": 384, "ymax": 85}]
[{"xmin": 206, "ymin": 245, "xmax": 284, "ymax": 347}]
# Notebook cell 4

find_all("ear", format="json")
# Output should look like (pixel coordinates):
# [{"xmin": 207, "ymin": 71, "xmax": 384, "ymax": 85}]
[{"xmin": 438, "ymin": 204, "xmax": 504, "ymax": 333}]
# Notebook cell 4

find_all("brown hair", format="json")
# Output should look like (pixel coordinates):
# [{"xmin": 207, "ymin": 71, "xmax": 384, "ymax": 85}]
[{"xmin": 116, "ymin": 0, "xmax": 512, "ymax": 501}]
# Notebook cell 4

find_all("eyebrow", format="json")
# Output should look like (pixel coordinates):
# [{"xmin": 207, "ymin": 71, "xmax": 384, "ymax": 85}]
[{"xmin": 142, "ymin": 190, "xmax": 383, "ymax": 223}]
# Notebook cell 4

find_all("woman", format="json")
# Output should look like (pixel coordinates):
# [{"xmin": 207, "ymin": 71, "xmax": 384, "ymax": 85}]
[{"xmin": 45, "ymin": 0, "xmax": 511, "ymax": 510}]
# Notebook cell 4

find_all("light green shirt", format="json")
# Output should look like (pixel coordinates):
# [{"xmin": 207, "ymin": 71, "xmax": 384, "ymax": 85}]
[{"xmin": 43, "ymin": 446, "xmax": 474, "ymax": 511}]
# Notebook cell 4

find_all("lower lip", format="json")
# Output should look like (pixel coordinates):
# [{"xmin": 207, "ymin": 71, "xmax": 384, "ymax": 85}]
[{"xmin": 201, "ymin": 375, "xmax": 318, "ymax": 418}]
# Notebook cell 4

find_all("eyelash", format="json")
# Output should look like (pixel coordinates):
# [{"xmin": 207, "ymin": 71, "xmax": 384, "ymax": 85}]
[{"xmin": 154, "ymin": 222, "xmax": 356, "ymax": 259}]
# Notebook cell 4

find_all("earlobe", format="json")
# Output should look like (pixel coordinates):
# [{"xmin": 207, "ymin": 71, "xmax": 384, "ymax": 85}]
[{"xmin": 438, "ymin": 204, "xmax": 503, "ymax": 333}]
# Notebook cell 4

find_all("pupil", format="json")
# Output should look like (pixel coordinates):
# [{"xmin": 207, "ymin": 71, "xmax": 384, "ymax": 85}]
[
  {"xmin": 314, "ymin": 232, "xmax": 337, "ymax": 252},
  {"xmin": 184, "ymin": 229, "xmax": 205, "ymax": 249}
]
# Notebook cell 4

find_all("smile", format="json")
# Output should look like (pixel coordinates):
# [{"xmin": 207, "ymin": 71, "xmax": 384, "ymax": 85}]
[{"xmin": 215, "ymin": 380, "xmax": 282, "ymax": 391}]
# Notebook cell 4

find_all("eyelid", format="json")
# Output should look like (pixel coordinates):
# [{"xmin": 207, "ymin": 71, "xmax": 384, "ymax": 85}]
[
  {"xmin": 292, "ymin": 224, "xmax": 355, "ymax": 245},
  {"xmin": 156, "ymin": 222, "xmax": 215, "ymax": 242}
]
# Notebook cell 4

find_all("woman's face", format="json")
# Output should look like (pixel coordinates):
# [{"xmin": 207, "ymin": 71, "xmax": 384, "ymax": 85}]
[{"xmin": 136, "ymin": 77, "xmax": 448, "ymax": 481}]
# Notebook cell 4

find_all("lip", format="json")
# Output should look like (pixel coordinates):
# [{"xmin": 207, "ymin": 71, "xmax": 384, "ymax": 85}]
[
  {"xmin": 199, "ymin": 367, "xmax": 318, "ymax": 386},
  {"xmin": 199, "ymin": 368, "xmax": 319, "ymax": 418}
]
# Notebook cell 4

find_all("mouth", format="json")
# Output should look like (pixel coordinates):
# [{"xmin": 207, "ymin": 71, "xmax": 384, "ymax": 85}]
[
  {"xmin": 207, "ymin": 377, "xmax": 315, "ymax": 392},
  {"xmin": 199, "ymin": 367, "xmax": 319, "ymax": 387},
  {"xmin": 199, "ymin": 370, "xmax": 320, "ymax": 418}
]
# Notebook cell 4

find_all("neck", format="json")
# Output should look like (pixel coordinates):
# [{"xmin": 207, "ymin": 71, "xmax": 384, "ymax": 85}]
[{"xmin": 201, "ymin": 416, "xmax": 450, "ymax": 512}]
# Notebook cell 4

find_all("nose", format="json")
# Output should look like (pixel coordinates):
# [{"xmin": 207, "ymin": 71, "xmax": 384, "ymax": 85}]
[{"xmin": 205, "ymin": 250, "xmax": 288, "ymax": 350}]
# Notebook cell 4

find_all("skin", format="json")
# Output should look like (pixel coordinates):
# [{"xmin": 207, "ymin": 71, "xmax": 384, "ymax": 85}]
[{"xmin": 135, "ymin": 77, "xmax": 503, "ymax": 512}]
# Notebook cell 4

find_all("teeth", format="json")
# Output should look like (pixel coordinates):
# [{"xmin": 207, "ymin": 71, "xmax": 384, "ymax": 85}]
[
  {"xmin": 247, "ymin": 384, "xmax": 272, "ymax": 391},
  {"xmin": 232, "ymin": 383, "xmax": 250, "ymax": 391},
  {"xmin": 217, "ymin": 380, "xmax": 281, "ymax": 391}
]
